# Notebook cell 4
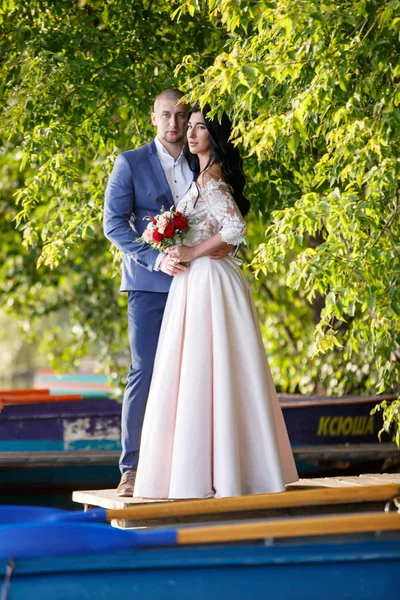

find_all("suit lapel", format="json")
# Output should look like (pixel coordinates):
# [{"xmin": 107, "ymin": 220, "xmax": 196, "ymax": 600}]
[{"xmin": 147, "ymin": 140, "xmax": 174, "ymax": 208}]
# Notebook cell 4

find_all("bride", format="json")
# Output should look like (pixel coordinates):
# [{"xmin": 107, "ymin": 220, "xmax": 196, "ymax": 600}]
[{"xmin": 133, "ymin": 104, "xmax": 298, "ymax": 499}]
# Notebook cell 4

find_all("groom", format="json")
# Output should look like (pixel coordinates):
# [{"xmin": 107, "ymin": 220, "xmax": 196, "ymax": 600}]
[{"xmin": 104, "ymin": 88, "xmax": 233, "ymax": 496}]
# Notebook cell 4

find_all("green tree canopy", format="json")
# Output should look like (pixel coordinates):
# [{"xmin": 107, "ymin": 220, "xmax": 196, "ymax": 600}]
[
  {"xmin": 0, "ymin": 0, "xmax": 222, "ymax": 378},
  {"xmin": 176, "ymin": 0, "xmax": 400, "ymax": 442}
]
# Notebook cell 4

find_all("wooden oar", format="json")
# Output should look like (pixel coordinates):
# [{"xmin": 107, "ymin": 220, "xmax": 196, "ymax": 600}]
[
  {"xmin": 1, "ymin": 511, "xmax": 400, "ymax": 559},
  {"xmin": 177, "ymin": 511, "xmax": 400, "ymax": 545},
  {"xmin": 0, "ymin": 393, "xmax": 82, "ymax": 404},
  {"xmin": 105, "ymin": 484, "xmax": 400, "ymax": 522},
  {"xmin": 3, "ymin": 484, "xmax": 399, "ymax": 526},
  {"xmin": 0, "ymin": 388, "xmax": 50, "ymax": 396}
]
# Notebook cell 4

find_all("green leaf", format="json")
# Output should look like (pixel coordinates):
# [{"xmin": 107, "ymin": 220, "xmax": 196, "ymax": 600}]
[
  {"xmin": 288, "ymin": 132, "xmax": 300, "ymax": 156},
  {"xmin": 391, "ymin": 300, "xmax": 400, "ymax": 316}
]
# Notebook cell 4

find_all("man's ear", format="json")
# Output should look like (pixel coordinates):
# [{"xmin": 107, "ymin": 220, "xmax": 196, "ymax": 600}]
[{"xmin": 151, "ymin": 112, "xmax": 157, "ymax": 126}]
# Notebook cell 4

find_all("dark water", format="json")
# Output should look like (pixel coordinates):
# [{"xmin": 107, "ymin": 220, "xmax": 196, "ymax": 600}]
[
  {"xmin": 0, "ymin": 489, "xmax": 79, "ymax": 510},
  {"xmin": 0, "ymin": 465, "xmax": 120, "ymax": 510}
]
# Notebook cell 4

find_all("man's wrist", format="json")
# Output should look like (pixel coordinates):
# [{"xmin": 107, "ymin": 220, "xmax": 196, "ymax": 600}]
[{"xmin": 154, "ymin": 252, "xmax": 166, "ymax": 271}]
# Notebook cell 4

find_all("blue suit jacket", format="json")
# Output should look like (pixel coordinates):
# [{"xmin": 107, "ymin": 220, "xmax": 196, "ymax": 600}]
[{"xmin": 104, "ymin": 140, "xmax": 190, "ymax": 292}]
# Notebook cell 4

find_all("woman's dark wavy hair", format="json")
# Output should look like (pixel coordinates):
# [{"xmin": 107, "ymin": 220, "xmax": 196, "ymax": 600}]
[{"xmin": 183, "ymin": 103, "xmax": 250, "ymax": 217}]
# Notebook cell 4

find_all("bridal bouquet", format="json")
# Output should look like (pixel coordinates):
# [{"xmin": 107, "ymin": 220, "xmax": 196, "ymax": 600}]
[{"xmin": 138, "ymin": 206, "xmax": 190, "ymax": 251}]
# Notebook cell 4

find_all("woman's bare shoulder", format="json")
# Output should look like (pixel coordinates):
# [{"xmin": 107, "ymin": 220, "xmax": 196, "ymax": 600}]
[{"xmin": 198, "ymin": 165, "xmax": 225, "ymax": 187}]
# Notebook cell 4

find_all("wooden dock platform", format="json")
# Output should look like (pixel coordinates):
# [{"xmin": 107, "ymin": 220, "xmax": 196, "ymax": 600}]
[{"xmin": 72, "ymin": 473, "xmax": 400, "ymax": 529}]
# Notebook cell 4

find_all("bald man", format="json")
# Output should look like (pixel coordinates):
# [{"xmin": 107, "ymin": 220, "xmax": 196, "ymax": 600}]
[{"xmin": 104, "ymin": 89, "xmax": 233, "ymax": 496}]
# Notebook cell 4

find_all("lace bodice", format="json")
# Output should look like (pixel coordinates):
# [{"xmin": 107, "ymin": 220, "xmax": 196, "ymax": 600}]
[{"xmin": 177, "ymin": 179, "xmax": 247, "ymax": 247}]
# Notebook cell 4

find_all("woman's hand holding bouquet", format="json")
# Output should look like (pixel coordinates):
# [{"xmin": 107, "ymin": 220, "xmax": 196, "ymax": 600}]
[{"xmin": 137, "ymin": 206, "xmax": 193, "ymax": 267}]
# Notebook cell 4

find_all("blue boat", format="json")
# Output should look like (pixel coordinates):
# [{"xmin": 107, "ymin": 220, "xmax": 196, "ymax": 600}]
[
  {"xmin": 1, "ymin": 521, "xmax": 400, "ymax": 599},
  {"xmin": 280, "ymin": 393, "xmax": 398, "ymax": 475},
  {"xmin": 0, "ymin": 397, "xmax": 122, "ymax": 507},
  {"xmin": 1, "ymin": 483, "xmax": 400, "ymax": 599},
  {"xmin": 33, "ymin": 369, "xmax": 111, "ymax": 398},
  {"xmin": 0, "ymin": 397, "xmax": 121, "ymax": 454}
]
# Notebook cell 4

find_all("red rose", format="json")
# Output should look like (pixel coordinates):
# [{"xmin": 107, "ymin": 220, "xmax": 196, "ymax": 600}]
[
  {"xmin": 175, "ymin": 211, "xmax": 182, "ymax": 217},
  {"xmin": 152, "ymin": 229, "xmax": 164, "ymax": 243},
  {"xmin": 152, "ymin": 219, "xmax": 157, "ymax": 225},
  {"xmin": 174, "ymin": 216, "xmax": 188, "ymax": 230},
  {"xmin": 163, "ymin": 223, "xmax": 175, "ymax": 238}
]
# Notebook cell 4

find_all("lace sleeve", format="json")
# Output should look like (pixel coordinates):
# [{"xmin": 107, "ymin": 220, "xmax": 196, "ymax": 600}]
[{"xmin": 200, "ymin": 180, "xmax": 247, "ymax": 245}]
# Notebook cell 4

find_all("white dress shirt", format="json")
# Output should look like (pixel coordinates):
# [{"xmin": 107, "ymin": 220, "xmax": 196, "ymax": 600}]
[{"xmin": 153, "ymin": 137, "xmax": 193, "ymax": 271}]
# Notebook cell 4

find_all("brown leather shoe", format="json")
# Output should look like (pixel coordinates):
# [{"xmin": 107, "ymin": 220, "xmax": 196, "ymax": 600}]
[{"xmin": 117, "ymin": 470, "xmax": 137, "ymax": 497}]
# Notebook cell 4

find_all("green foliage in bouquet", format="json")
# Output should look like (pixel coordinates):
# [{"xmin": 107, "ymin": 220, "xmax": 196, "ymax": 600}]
[{"xmin": 139, "ymin": 206, "xmax": 191, "ymax": 250}]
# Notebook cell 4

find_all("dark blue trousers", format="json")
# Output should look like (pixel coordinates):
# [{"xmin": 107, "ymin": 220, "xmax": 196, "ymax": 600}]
[{"xmin": 119, "ymin": 290, "xmax": 169, "ymax": 474}]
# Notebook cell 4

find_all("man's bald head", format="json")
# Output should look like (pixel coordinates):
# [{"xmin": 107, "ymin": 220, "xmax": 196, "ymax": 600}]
[
  {"xmin": 151, "ymin": 88, "xmax": 189, "ymax": 149},
  {"xmin": 153, "ymin": 88, "xmax": 187, "ymax": 112}
]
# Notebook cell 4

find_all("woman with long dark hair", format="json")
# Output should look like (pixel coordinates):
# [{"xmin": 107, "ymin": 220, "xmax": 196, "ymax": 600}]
[
  {"xmin": 183, "ymin": 103, "xmax": 250, "ymax": 218},
  {"xmin": 133, "ymin": 104, "xmax": 297, "ymax": 499}
]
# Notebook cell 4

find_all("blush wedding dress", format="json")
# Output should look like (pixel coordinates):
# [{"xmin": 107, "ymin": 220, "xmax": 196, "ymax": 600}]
[{"xmin": 133, "ymin": 179, "xmax": 298, "ymax": 499}]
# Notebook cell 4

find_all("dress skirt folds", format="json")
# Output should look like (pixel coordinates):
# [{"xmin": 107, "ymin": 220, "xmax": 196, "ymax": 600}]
[{"xmin": 133, "ymin": 254, "xmax": 298, "ymax": 499}]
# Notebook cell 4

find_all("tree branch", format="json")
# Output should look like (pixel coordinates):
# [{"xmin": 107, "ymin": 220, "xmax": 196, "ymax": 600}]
[{"xmin": 364, "ymin": 193, "xmax": 399, "ymax": 256}]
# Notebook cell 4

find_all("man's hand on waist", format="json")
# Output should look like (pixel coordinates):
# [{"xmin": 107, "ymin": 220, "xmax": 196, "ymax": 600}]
[
  {"xmin": 209, "ymin": 244, "xmax": 235, "ymax": 260},
  {"xmin": 159, "ymin": 255, "xmax": 188, "ymax": 277}
]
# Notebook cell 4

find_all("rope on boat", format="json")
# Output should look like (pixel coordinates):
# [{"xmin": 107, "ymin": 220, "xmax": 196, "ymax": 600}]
[
  {"xmin": 385, "ymin": 495, "xmax": 400, "ymax": 513},
  {"xmin": 0, "ymin": 559, "xmax": 15, "ymax": 600}
]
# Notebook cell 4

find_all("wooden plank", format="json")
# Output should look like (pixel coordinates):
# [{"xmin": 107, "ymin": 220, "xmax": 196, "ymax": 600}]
[
  {"xmin": 73, "ymin": 489, "xmax": 169, "ymax": 510},
  {"xmin": 0, "ymin": 390, "xmax": 393, "ymax": 406},
  {"xmin": 358, "ymin": 474, "xmax": 400, "ymax": 485},
  {"xmin": 73, "ymin": 476, "xmax": 400, "ymax": 528},
  {"xmin": 293, "ymin": 477, "xmax": 365, "ymax": 488},
  {"xmin": 289, "ymin": 478, "xmax": 360, "ymax": 488},
  {"xmin": 278, "ymin": 393, "xmax": 396, "ymax": 408},
  {"xmin": 71, "ymin": 483, "xmax": 400, "ymax": 521},
  {"xmin": 103, "ymin": 484, "xmax": 400, "ymax": 522},
  {"xmin": 0, "ymin": 389, "xmax": 50, "ymax": 397},
  {"xmin": 177, "ymin": 512, "xmax": 400, "ymax": 545},
  {"xmin": 293, "ymin": 443, "xmax": 399, "ymax": 461},
  {"xmin": 289, "ymin": 475, "xmax": 400, "ymax": 488},
  {"xmin": 73, "ymin": 475, "xmax": 400, "ymax": 511},
  {"xmin": 0, "ymin": 394, "xmax": 82, "ymax": 405},
  {"xmin": 1, "ymin": 444, "xmax": 397, "ymax": 469},
  {"xmin": 0, "ymin": 450, "xmax": 119, "ymax": 468}
]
